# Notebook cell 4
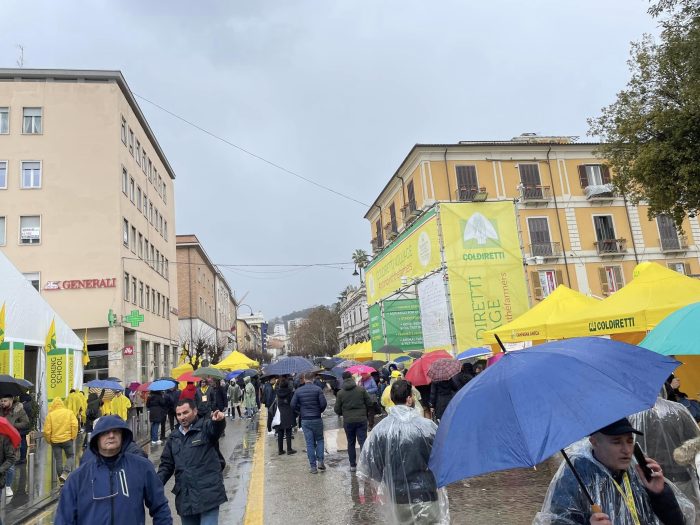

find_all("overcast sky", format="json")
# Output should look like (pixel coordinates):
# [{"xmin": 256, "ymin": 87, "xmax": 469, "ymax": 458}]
[{"xmin": 1, "ymin": 1, "xmax": 658, "ymax": 318}]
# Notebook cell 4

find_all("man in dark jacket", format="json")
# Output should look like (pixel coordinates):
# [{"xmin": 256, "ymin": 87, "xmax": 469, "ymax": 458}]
[
  {"xmin": 291, "ymin": 372, "xmax": 327, "ymax": 474},
  {"xmin": 55, "ymin": 415, "xmax": 172, "ymax": 525},
  {"xmin": 263, "ymin": 378, "xmax": 277, "ymax": 435},
  {"xmin": 166, "ymin": 387, "xmax": 180, "ymax": 433},
  {"xmin": 158, "ymin": 398, "xmax": 227, "ymax": 524},
  {"xmin": 334, "ymin": 372, "xmax": 372, "ymax": 472}
]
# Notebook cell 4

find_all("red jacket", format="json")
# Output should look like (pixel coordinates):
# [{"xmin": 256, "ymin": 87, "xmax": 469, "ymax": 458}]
[{"xmin": 180, "ymin": 384, "xmax": 197, "ymax": 400}]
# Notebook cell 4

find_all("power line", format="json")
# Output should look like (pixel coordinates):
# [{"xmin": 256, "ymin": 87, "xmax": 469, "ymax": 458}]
[{"xmin": 132, "ymin": 92, "xmax": 370, "ymax": 208}]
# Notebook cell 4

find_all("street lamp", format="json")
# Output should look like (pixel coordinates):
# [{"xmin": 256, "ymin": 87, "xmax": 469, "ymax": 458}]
[{"xmin": 352, "ymin": 265, "xmax": 359, "ymax": 277}]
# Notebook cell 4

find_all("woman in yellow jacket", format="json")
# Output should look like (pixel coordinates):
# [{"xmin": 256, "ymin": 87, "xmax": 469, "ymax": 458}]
[
  {"xmin": 110, "ymin": 390, "xmax": 131, "ymax": 421},
  {"xmin": 381, "ymin": 370, "xmax": 423, "ymax": 412}
]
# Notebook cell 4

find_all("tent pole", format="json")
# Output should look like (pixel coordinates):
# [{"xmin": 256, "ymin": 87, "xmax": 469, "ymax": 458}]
[
  {"xmin": 494, "ymin": 334, "xmax": 507, "ymax": 353},
  {"xmin": 560, "ymin": 449, "xmax": 602, "ymax": 513}
]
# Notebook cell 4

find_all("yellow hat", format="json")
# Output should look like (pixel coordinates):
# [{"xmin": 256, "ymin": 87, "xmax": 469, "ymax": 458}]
[{"xmin": 390, "ymin": 370, "xmax": 402, "ymax": 378}]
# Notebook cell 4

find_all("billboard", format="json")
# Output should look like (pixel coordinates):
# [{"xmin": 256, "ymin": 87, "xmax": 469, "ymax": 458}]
[
  {"xmin": 440, "ymin": 202, "xmax": 529, "ymax": 350},
  {"xmin": 417, "ymin": 273, "xmax": 452, "ymax": 351},
  {"xmin": 365, "ymin": 209, "xmax": 442, "ymax": 305}
]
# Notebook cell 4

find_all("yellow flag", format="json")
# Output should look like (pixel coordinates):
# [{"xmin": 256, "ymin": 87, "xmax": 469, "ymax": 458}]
[
  {"xmin": 82, "ymin": 329, "xmax": 90, "ymax": 366},
  {"xmin": 0, "ymin": 303, "xmax": 5, "ymax": 346},
  {"xmin": 45, "ymin": 319, "xmax": 56, "ymax": 353}
]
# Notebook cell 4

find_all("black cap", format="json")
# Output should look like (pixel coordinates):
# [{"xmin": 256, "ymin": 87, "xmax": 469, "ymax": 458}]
[{"xmin": 595, "ymin": 417, "xmax": 643, "ymax": 436}]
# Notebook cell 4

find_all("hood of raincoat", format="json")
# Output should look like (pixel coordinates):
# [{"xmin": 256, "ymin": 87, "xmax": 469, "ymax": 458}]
[
  {"xmin": 49, "ymin": 397, "xmax": 65, "ymax": 412},
  {"xmin": 244, "ymin": 376, "xmax": 251, "ymax": 383},
  {"xmin": 89, "ymin": 415, "xmax": 134, "ymax": 456},
  {"xmin": 342, "ymin": 378, "xmax": 357, "ymax": 391}
]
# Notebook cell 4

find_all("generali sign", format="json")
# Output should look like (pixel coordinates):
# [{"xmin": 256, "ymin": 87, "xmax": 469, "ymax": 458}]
[{"xmin": 44, "ymin": 278, "xmax": 117, "ymax": 291}]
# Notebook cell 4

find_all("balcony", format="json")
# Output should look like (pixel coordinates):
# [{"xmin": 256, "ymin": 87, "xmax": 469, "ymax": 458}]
[
  {"xmin": 660, "ymin": 234, "xmax": 689, "ymax": 254},
  {"xmin": 595, "ymin": 238, "xmax": 627, "ymax": 256},
  {"xmin": 519, "ymin": 185, "xmax": 552, "ymax": 204},
  {"xmin": 455, "ymin": 186, "xmax": 488, "ymax": 202},
  {"xmin": 384, "ymin": 223, "xmax": 398, "ymax": 242},
  {"xmin": 585, "ymin": 183, "xmax": 615, "ymax": 201},
  {"xmin": 371, "ymin": 237, "xmax": 383, "ymax": 253},
  {"xmin": 529, "ymin": 242, "xmax": 563, "ymax": 260},
  {"xmin": 401, "ymin": 201, "xmax": 420, "ymax": 223}
]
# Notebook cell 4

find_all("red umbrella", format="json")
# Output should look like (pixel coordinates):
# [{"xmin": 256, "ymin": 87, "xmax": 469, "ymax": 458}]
[
  {"xmin": 427, "ymin": 358, "xmax": 462, "ymax": 382},
  {"xmin": 136, "ymin": 382, "xmax": 152, "ymax": 392},
  {"xmin": 405, "ymin": 350, "xmax": 453, "ymax": 386},
  {"xmin": 176, "ymin": 371, "xmax": 199, "ymax": 383},
  {"xmin": 0, "ymin": 416, "xmax": 21, "ymax": 448}
]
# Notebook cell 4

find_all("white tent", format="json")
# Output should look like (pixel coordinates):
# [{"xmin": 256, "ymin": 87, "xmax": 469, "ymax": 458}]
[{"xmin": 0, "ymin": 250, "xmax": 83, "ymax": 422}]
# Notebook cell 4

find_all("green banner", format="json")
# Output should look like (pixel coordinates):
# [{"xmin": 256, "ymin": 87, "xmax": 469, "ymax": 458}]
[
  {"xmin": 384, "ymin": 299, "xmax": 424, "ymax": 350},
  {"xmin": 369, "ymin": 304, "xmax": 383, "ymax": 351}
]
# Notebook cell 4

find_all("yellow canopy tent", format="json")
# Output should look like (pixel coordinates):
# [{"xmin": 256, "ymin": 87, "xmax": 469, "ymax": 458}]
[
  {"xmin": 213, "ymin": 350, "xmax": 259, "ymax": 370},
  {"xmin": 338, "ymin": 341, "xmax": 373, "ymax": 361},
  {"xmin": 336, "ymin": 342, "xmax": 359, "ymax": 359},
  {"xmin": 483, "ymin": 285, "xmax": 599, "ymax": 344}
]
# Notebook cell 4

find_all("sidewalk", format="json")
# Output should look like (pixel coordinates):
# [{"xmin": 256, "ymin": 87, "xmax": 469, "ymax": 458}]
[{"xmin": 8, "ymin": 412, "xmax": 155, "ymax": 525}]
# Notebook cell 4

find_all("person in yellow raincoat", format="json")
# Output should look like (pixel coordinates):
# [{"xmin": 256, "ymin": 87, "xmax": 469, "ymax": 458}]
[
  {"xmin": 43, "ymin": 398, "xmax": 79, "ymax": 483},
  {"xmin": 65, "ymin": 389, "xmax": 83, "ymax": 425},
  {"xmin": 110, "ymin": 390, "xmax": 131, "ymax": 421},
  {"xmin": 101, "ymin": 396, "xmax": 113, "ymax": 416},
  {"xmin": 381, "ymin": 370, "xmax": 423, "ymax": 413}
]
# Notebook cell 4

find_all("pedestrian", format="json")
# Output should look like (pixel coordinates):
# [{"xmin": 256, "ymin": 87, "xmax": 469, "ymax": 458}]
[
  {"xmin": 130, "ymin": 388, "xmax": 145, "ymax": 421},
  {"xmin": 0, "ymin": 424, "xmax": 15, "ymax": 519},
  {"xmin": 180, "ymin": 381, "xmax": 197, "ymax": 400},
  {"xmin": 263, "ymin": 378, "xmax": 277, "ymax": 434},
  {"xmin": 334, "ymin": 371, "xmax": 372, "ymax": 472},
  {"xmin": 243, "ymin": 376, "xmax": 257, "ymax": 418},
  {"xmin": 196, "ymin": 378, "xmax": 217, "ymax": 418},
  {"xmin": 291, "ymin": 372, "xmax": 327, "ymax": 474},
  {"xmin": 111, "ymin": 390, "xmax": 132, "ymax": 422},
  {"xmin": 66, "ymin": 389, "xmax": 83, "ymax": 426},
  {"xmin": 381, "ymin": 370, "xmax": 423, "ymax": 414},
  {"xmin": 429, "ymin": 378, "xmax": 458, "ymax": 423},
  {"xmin": 359, "ymin": 379, "xmax": 449, "ymax": 524},
  {"xmin": 83, "ymin": 391, "xmax": 103, "ymax": 449},
  {"xmin": 227, "ymin": 380, "xmax": 242, "ymax": 420},
  {"xmin": 79, "ymin": 415, "xmax": 148, "ymax": 464},
  {"xmin": 534, "ymin": 417, "xmax": 691, "ymax": 525},
  {"xmin": 165, "ymin": 387, "xmax": 181, "ymax": 433},
  {"xmin": 158, "ymin": 399, "xmax": 228, "ymax": 524},
  {"xmin": 359, "ymin": 373, "xmax": 379, "ymax": 430},
  {"xmin": 18, "ymin": 392, "xmax": 34, "ymax": 463},
  {"xmin": 0, "ymin": 393, "xmax": 28, "ymax": 494},
  {"xmin": 147, "ymin": 390, "xmax": 167, "ymax": 445},
  {"xmin": 55, "ymin": 415, "xmax": 172, "ymax": 525},
  {"xmin": 274, "ymin": 376, "xmax": 297, "ymax": 455},
  {"xmin": 452, "ymin": 363, "xmax": 474, "ymax": 390},
  {"xmin": 43, "ymin": 397, "xmax": 79, "ymax": 484}
]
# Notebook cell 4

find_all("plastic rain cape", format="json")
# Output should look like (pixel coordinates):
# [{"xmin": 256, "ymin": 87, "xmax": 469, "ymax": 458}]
[
  {"xmin": 629, "ymin": 397, "xmax": 700, "ymax": 516},
  {"xmin": 533, "ymin": 440, "xmax": 695, "ymax": 525},
  {"xmin": 358, "ymin": 405, "xmax": 449, "ymax": 524}
]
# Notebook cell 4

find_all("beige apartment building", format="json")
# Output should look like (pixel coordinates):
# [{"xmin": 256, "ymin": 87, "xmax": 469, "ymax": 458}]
[
  {"xmin": 176, "ymin": 235, "xmax": 237, "ymax": 358},
  {"xmin": 0, "ymin": 69, "xmax": 179, "ymax": 384}
]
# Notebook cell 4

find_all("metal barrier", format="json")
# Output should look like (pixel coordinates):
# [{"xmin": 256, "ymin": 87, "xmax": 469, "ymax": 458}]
[{"xmin": 27, "ymin": 452, "xmax": 35, "ymax": 503}]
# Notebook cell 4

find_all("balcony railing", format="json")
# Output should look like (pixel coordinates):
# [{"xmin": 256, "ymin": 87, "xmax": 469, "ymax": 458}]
[
  {"xmin": 384, "ymin": 224, "xmax": 398, "ymax": 241},
  {"xmin": 371, "ymin": 237, "xmax": 383, "ymax": 253},
  {"xmin": 530, "ymin": 242, "xmax": 563, "ymax": 258},
  {"xmin": 595, "ymin": 238, "xmax": 627, "ymax": 255},
  {"xmin": 519, "ymin": 185, "xmax": 552, "ymax": 202},
  {"xmin": 455, "ymin": 186, "xmax": 487, "ymax": 202},
  {"xmin": 401, "ymin": 201, "xmax": 419, "ymax": 222},
  {"xmin": 660, "ymin": 234, "xmax": 688, "ymax": 253}
]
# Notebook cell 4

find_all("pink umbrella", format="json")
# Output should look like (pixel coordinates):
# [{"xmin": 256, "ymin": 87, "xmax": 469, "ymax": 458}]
[
  {"xmin": 487, "ymin": 352, "xmax": 505, "ymax": 367},
  {"xmin": 346, "ymin": 365, "xmax": 377, "ymax": 375}
]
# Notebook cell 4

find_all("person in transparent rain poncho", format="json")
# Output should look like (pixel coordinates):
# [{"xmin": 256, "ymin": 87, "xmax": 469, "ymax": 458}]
[
  {"xmin": 534, "ymin": 418, "xmax": 695, "ymax": 525},
  {"xmin": 358, "ymin": 379, "xmax": 449, "ymax": 525}
]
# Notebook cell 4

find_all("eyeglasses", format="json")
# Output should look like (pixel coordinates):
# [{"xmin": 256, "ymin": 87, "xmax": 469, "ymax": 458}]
[{"xmin": 91, "ymin": 479, "xmax": 118, "ymax": 501}]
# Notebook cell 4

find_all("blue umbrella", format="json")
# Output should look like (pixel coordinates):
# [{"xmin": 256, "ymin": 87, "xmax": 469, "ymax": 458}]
[
  {"xmin": 394, "ymin": 356, "xmax": 412, "ymax": 363},
  {"xmin": 225, "ymin": 370, "xmax": 244, "ymax": 381},
  {"xmin": 641, "ymin": 302, "xmax": 700, "ymax": 355},
  {"xmin": 86, "ymin": 379, "xmax": 124, "ymax": 391},
  {"xmin": 456, "ymin": 347, "xmax": 492, "ymax": 361},
  {"xmin": 262, "ymin": 357, "xmax": 315, "ymax": 376},
  {"xmin": 148, "ymin": 379, "xmax": 177, "ymax": 391},
  {"xmin": 429, "ymin": 337, "xmax": 679, "ymax": 494}
]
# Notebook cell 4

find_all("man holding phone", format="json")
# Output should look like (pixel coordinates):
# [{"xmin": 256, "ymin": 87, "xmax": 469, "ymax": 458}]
[{"xmin": 535, "ymin": 417, "xmax": 690, "ymax": 525}]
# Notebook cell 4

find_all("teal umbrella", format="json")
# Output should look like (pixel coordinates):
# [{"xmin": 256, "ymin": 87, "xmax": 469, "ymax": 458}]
[{"xmin": 641, "ymin": 302, "xmax": 700, "ymax": 355}]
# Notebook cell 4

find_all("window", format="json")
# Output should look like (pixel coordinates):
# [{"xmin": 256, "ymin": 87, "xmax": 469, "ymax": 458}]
[
  {"xmin": 122, "ymin": 167, "xmax": 128, "ymax": 195},
  {"xmin": 19, "ymin": 215, "xmax": 40, "ymax": 244},
  {"xmin": 164, "ymin": 221, "xmax": 168, "ymax": 241},
  {"xmin": 141, "ymin": 151, "xmax": 147, "ymax": 173},
  {"xmin": 144, "ymin": 239, "xmax": 149, "ymax": 264},
  {"xmin": 121, "ymin": 116, "xmax": 127, "ymax": 144},
  {"xmin": 157, "ymin": 174, "xmax": 162, "ymax": 196},
  {"xmin": 166, "ymin": 298, "xmax": 170, "ymax": 319},
  {"xmin": 122, "ymin": 219, "xmax": 129, "ymax": 246},
  {"xmin": 152, "ymin": 289, "xmax": 156, "ymax": 313},
  {"xmin": 136, "ymin": 186, "xmax": 142, "ymax": 211},
  {"xmin": 531, "ymin": 269, "xmax": 562, "ymax": 300},
  {"xmin": 138, "ymin": 233, "xmax": 143, "ymax": 258},
  {"xmin": 136, "ymin": 141, "xmax": 141, "ymax": 166},
  {"xmin": 145, "ymin": 285, "xmax": 150, "ymax": 310},
  {"xmin": 152, "ymin": 167, "xmax": 157, "ymax": 186},
  {"xmin": 164, "ymin": 259, "xmax": 169, "ymax": 279},
  {"xmin": 139, "ymin": 281, "xmax": 144, "ymax": 308},
  {"xmin": 130, "ymin": 226, "xmax": 136, "ymax": 253},
  {"xmin": 131, "ymin": 277, "xmax": 137, "ymax": 305},
  {"xmin": 163, "ymin": 182, "xmax": 167, "ymax": 204},
  {"xmin": 0, "ymin": 216, "xmax": 5, "ymax": 245},
  {"xmin": 140, "ymin": 341, "xmax": 149, "ymax": 382},
  {"xmin": 157, "ymin": 292, "xmax": 161, "ymax": 316},
  {"xmin": 154, "ymin": 209, "xmax": 159, "ymax": 232},
  {"xmin": 142, "ymin": 194, "xmax": 148, "ymax": 217},
  {"xmin": 668, "ymin": 262, "xmax": 691, "ymax": 275},
  {"xmin": 128, "ymin": 128, "xmax": 134, "ymax": 155},
  {"xmin": 156, "ymin": 249, "xmax": 160, "ymax": 273},
  {"xmin": 407, "ymin": 180, "xmax": 416, "ymax": 211},
  {"xmin": 153, "ymin": 343, "xmax": 161, "ymax": 379},
  {"xmin": 599, "ymin": 266, "xmax": 624, "ymax": 295},
  {"xmin": 21, "ymin": 161, "xmax": 41, "ymax": 188},
  {"xmin": 578, "ymin": 164, "xmax": 611, "ymax": 188},
  {"xmin": 129, "ymin": 177, "xmax": 135, "ymax": 203},
  {"xmin": 149, "ymin": 202, "xmax": 153, "ymax": 224},
  {"xmin": 0, "ymin": 161, "xmax": 6, "ymax": 188},
  {"xmin": 456, "ymin": 165, "xmax": 479, "ymax": 201},
  {"xmin": 124, "ymin": 272, "xmax": 130, "ymax": 301},
  {"xmin": 150, "ymin": 245, "xmax": 154, "ymax": 268},
  {"xmin": 0, "ymin": 108, "xmax": 8, "ymax": 134},
  {"xmin": 22, "ymin": 107, "xmax": 42, "ymax": 134},
  {"xmin": 23, "ymin": 272, "xmax": 39, "ymax": 291},
  {"xmin": 375, "ymin": 220, "xmax": 383, "ymax": 247},
  {"xmin": 389, "ymin": 203, "xmax": 397, "ymax": 233},
  {"xmin": 657, "ymin": 215, "xmax": 682, "ymax": 251},
  {"xmin": 519, "ymin": 164, "xmax": 543, "ymax": 199},
  {"xmin": 528, "ymin": 218, "xmax": 553, "ymax": 256},
  {"xmin": 148, "ymin": 159, "xmax": 152, "ymax": 181},
  {"xmin": 593, "ymin": 215, "xmax": 617, "ymax": 252}
]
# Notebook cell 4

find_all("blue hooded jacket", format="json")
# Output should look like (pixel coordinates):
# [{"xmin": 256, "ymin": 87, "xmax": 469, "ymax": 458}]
[{"xmin": 54, "ymin": 415, "xmax": 172, "ymax": 525}]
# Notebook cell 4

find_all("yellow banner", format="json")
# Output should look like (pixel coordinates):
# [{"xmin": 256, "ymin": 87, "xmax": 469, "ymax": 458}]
[
  {"xmin": 0, "ymin": 344, "xmax": 9, "ymax": 375},
  {"xmin": 12, "ymin": 343, "xmax": 24, "ymax": 379},
  {"xmin": 47, "ymin": 348, "xmax": 67, "ymax": 401},
  {"xmin": 440, "ymin": 202, "xmax": 529, "ymax": 349},
  {"xmin": 365, "ymin": 209, "xmax": 442, "ymax": 305},
  {"xmin": 67, "ymin": 352, "xmax": 74, "ymax": 392}
]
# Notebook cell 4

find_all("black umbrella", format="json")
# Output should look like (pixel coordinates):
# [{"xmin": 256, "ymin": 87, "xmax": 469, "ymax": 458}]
[
  {"xmin": 408, "ymin": 351, "xmax": 424, "ymax": 359},
  {"xmin": 106, "ymin": 376, "xmax": 122, "ymax": 382},
  {"xmin": 377, "ymin": 345, "xmax": 404, "ymax": 355},
  {"xmin": 14, "ymin": 378, "xmax": 33, "ymax": 389},
  {"xmin": 319, "ymin": 357, "xmax": 343, "ymax": 370},
  {"xmin": 263, "ymin": 357, "xmax": 316, "ymax": 376},
  {"xmin": 363, "ymin": 360, "xmax": 386, "ymax": 371},
  {"xmin": 0, "ymin": 376, "xmax": 25, "ymax": 397}
]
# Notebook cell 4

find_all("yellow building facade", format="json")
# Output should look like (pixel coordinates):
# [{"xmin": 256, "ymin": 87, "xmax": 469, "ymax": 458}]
[{"xmin": 365, "ymin": 136, "xmax": 698, "ymax": 307}]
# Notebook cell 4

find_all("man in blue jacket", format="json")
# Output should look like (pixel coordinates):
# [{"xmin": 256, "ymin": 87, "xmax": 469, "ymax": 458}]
[
  {"xmin": 54, "ymin": 415, "xmax": 172, "ymax": 525},
  {"xmin": 291, "ymin": 372, "xmax": 327, "ymax": 474}
]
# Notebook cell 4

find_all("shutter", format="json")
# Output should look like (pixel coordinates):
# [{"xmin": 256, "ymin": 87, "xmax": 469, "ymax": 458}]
[
  {"xmin": 685, "ymin": 263, "xmax": 692, "ymax": 276},
  {"xmin": 531, "ymin": 271, "xmax": 543, "ymax": 300},
  {"xmin": 554, "ymin": 270, "xmax": 563, "ymax": 287},
  {"xmin": 578, "ymin": 165, "xmax": 589, "ymax": 188},
  {"xmin": 598, "ymin": 267, "xmax": 610, "ymax": 295},
  {"xmin": 613, "ymin": 266, "xmax": 625, "ymax": 291},
  {"xmin": 601, "ymin": 165, "xmax": 611, "ymax": 184}
]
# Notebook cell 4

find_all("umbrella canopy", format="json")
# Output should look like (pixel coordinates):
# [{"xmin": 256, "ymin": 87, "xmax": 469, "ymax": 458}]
[
  {"xmin": 156, "ymin": 376, "xmax": 178, "ymax": 383},
  {"xmin": 148, "ymin": 379, "xmax": 177, "ymax": 391},
  {"xmin": 394, "ymin": 356, "xmax": 412, "ymax": 363},
  {"xmin": 176, "ymin": 371, "xmax": 199, "ymax": 383},
  {"xmin": 457, "ymin": 348, "xmax": 493, "ymax": 361},
  {"xmin": 405, "ymin": 350, "xmax": 452, "ymax": 386},
  {"xmin": 237, "ymin": 369, "xmax": 259, "ymax": 379},
  {"xmin": 13, "ymin": 378, "xmax": 33, "ymax": 389},
  {"xmin": 376, "ymin": 345, "xmax": 405, "ymax": 355},
  {"xmin": 193, "ymin": 367, "xmax": 226, "ymax": 380},
  {"xmin": 427, "ymin": 358, "xmax": 462, "ymax": 382},
  {"xmin": 106, "ymin": 377, "xmax": 122, "ymax": 382},
  {"xmin": 0, "ymin": 375, "xmax": 30, "ymax": 395},
  {"xmin": 408, "ymin": 351, "xmax": 424, "ymax": 359},
  {"xmin": 85, "ymin": 379, "xmax": 124, "ymax": 391},
  {"xmin": 319, "ymin": 357, "xmax": 343, "ymax": 370},
  {"xmin": 136, "ymin": 382, "xmax": 152, "ymax": 392},
  {"xmin": 346, "ymin": 365, "xmax": 377, "ymax": 376},
  {"xmin": 337, "ymin": 360, "xmax": 361, "ymax": 368},
  {"xmin": 225, "ymin": 370, "xmax": 244, "ymax": 381},
  {"xmin": 363, "ymin": 360, "xmax": 386, "ymax": 370},
  {"xmin": 428, "ymin": 337, "xmax": 679, "ymax": 488},
  {"xmin": 0, "ymin": 416, "xmax": 20, "ymax": 448},
  {"xmin": 262, "ymin": 357, "xmax": 315, "ymax": 376},
  {"xmin": 641, "ymin": 301, "xmax": 700, "ymax": 356},
  {"xmin": 128, "ymin": 381, "xmax": 141, "ymax": 391}
]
